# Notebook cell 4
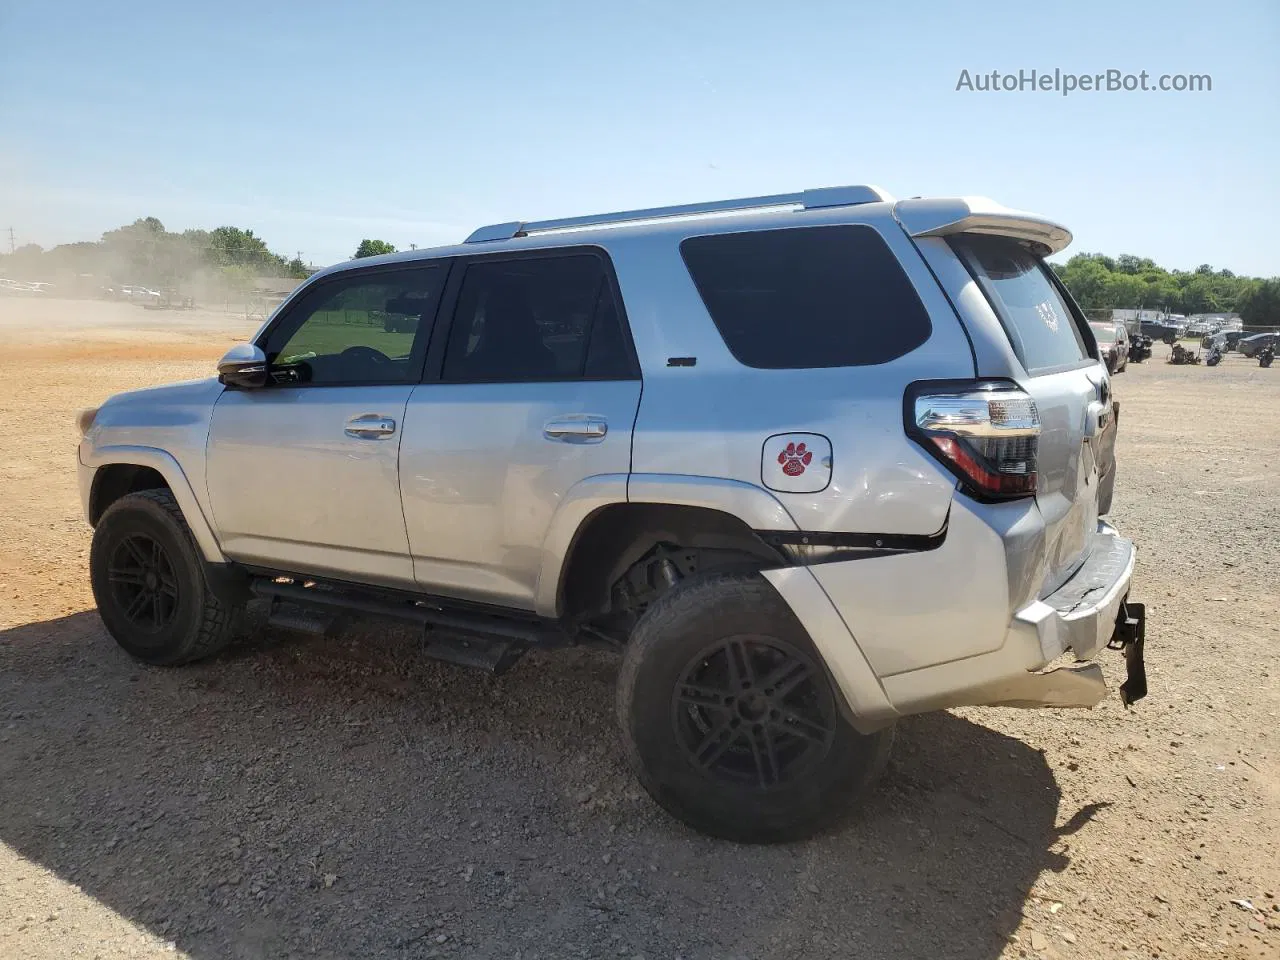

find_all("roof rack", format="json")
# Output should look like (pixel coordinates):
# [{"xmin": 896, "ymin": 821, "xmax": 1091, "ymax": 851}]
[{"xmin": 464, "ymin": 184, "xmax": 895, "ymax": 243}]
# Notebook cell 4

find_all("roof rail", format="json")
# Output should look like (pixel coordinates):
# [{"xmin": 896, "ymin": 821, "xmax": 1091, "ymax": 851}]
[{"xmin": 463, "ymin": 184, "xmax": 895, "ymax": 243}]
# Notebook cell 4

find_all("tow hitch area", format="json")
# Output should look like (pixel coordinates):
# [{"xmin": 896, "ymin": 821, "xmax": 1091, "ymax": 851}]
[{"xmin": 1108, "ymin": 601, "xmax": 1147, "ymax": 706}]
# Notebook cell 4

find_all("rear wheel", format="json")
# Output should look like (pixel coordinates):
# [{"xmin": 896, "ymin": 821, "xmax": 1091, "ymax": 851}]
[
  {"xmin": 90, "ymin": 489, "xmax": 239, "ymax": 665},
  {"xmin": 616, "ymin": 572, "xmax": 892, "ymax": 842}
]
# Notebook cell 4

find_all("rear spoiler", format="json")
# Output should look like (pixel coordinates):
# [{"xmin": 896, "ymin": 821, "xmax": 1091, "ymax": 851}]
[{"xmin": 893, "ymin": 196, "xmax": 1072, "ymax": 256}]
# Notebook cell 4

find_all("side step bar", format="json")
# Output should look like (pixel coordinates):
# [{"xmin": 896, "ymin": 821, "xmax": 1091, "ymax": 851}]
[{"xmin": 250, "ymin": 579, "xmax": 576, "ymax": 675}]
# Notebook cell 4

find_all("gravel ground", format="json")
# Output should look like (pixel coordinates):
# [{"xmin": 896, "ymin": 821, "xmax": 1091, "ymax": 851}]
[{"xmin": 1, "ymin": 299, "xmax": 1278, "ymax": 960}]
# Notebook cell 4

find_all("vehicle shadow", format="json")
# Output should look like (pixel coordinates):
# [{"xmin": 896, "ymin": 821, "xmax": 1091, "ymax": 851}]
[{"xmin": 0, "ymin": 611, "xmax": 1081, "ymax": 960}]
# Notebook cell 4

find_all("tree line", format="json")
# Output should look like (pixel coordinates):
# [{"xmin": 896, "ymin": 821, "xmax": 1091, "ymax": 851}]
[
  {"xmin": 1050, "ymin": 253, "xmax": 1280, "ymax": 326},
  {"xmin": 0, "ymin": 217, "xmax": 312, "ymax": 297}
]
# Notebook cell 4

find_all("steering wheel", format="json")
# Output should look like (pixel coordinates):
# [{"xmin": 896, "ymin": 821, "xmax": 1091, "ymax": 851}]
[{"xmin": 339, "ymin": 345, "xmax": 392, "ymax": 365}]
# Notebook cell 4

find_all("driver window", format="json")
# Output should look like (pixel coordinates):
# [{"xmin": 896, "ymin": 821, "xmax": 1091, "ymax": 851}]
[{"xmin": 265, "ymin": 264, "xmax": 446, "ymax": 385}]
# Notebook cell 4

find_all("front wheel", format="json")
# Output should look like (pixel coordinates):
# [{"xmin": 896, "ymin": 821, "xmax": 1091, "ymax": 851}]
[
  {"xmin": 616, "ymin": 572, "xmax": 893, "ymax": 843},
  {"xmin": 90, "ymin": 489, "xmax": 240, "ymax": 665}
]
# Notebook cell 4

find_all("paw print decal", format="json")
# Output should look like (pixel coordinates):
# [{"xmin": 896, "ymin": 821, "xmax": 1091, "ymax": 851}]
[{"xmin": 777, "ymin": 441, "xmax": 813, "ymax": 477}]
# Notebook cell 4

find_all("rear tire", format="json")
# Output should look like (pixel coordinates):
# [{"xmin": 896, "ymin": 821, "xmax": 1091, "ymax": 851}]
[
  {"xmin": 616, "ymin": 571, "xmax": 892, "ymax": 843},
  {"xmin": 90, "ymin": 489, "xmax": 239, "ymax": 665}
]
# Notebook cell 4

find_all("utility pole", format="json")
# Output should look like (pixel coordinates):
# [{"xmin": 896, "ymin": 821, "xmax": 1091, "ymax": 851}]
[{"xmin": 6, "ymin": 227, "xmax": 14, "ymax": 255}]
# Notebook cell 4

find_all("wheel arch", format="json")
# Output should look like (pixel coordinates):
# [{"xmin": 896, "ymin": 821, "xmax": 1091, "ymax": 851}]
[
  {"xmin": 89, "ymin": 463, "xmax": 169, "ymax": 524},
  {"xmin": 552, "ymin": 502, "xmax": 786, "ymax": 625},
  {"xmin": 85, "ymin": 446, "xmax": 224, "ymax": 562},
  {"xmin": 534, "ymin": 474, "xmax": 799, "ymax": 619}
]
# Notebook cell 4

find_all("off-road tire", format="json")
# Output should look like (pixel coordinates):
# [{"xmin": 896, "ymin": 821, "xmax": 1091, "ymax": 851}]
[
  {"xmin": 616, "ymin": 571, "xmax": 893, "ymax": 843},
  {"xmin": 90, "ymin": 489, "xmax": 238, "ymax": 665}
]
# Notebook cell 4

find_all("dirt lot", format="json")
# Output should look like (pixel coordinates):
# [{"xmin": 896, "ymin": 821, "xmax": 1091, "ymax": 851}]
[{"xmin": 1, "ymin": 298, "xmax": 1277, "ymax": 960}]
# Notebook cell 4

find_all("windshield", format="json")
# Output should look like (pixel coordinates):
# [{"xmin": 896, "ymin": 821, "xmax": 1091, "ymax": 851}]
[{"xmin": 1089, "ymin": 323, "xmax": 1117, "ymax": 345}]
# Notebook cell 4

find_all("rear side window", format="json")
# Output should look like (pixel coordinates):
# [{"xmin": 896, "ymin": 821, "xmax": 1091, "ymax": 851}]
[
  {"xmin": 442, "ymin": 254, "xmax": 634, "ymax": 382},
  {"xmin": 951, "ymin": 236, "xmax": 1088, "ymax": 373},
  {"xmin": 679, "ymin": 225, "xmax": 932, "ymax": 369}
]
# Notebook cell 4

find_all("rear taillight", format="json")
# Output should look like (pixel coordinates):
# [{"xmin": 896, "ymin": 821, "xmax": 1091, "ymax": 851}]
[{"xmin": 906, "ymin": 380, "xmax": 1040, "ymax": 500}]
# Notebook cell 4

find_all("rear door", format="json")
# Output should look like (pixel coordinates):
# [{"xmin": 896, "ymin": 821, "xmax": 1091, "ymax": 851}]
[
  {"xmin": 398, "ymin": 248, "xmax": 641, "ymax": 610},
  {"xmin": 950, "ymin": 236, "xmax": 1107, "ymax": 594}
]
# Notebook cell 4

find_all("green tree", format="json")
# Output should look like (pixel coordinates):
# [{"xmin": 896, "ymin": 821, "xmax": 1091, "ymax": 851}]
[
  {"xmin": 1236, "ymin": 279, "xmax": 1280, "ymax": 327},
  {"xmin": 1055, "ymin": 255, "xmax": 1112, "ymax": 309},
  {"xmin": 206, "ymin": 226, "xmax": 286, "ymax": 273},
  {"xmin": 1115, "ymin": 254, "xmax": 1156, "ymax": 275},
  {"xmin": 353, "ymin": 239, "xmax": 397, "ymax": 259},
  {"xmin": 1103, "ymin": 273, "xmax": 1146, "ymax": 309}
]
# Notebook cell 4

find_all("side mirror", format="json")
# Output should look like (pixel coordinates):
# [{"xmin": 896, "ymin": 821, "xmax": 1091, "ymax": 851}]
[{"xmin": 218, "ymin": 343, "xmax": 268, "ymax": 388}]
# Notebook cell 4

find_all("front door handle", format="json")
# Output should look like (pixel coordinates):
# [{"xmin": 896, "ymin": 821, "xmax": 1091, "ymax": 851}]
[
  {"xmin": 345, "ymin": 414, "xmax": 397, "ymax": 439},
  {"xmin": 543, "ymin": 417, "xmax": 608, "ymax": 443}
]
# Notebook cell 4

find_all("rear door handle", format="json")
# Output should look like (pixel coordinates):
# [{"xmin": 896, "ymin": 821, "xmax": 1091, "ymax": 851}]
[
  {"xmin": 543, "ymin": 417, "xmax": 608, "ymax": 443},
  {"xmin": 345, "ymin": 414, "xmax": 397, "ymax": 439},
  {"xmin": 1084, "ymin": 401, "xmax": 1107, "ymax": 439}
]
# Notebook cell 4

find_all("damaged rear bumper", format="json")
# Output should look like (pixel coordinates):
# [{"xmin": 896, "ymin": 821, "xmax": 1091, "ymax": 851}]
[
  {"xmin": 766, "ymin": 517, "xmax": 1149, "ymax": 731},
  {"xmin": 976, "ymin": 521, "xmax": 1147, "ymax": 710},
  {"xmin": 1016, "ymin": 520, "xmax": 1134, "ymax": 663}
]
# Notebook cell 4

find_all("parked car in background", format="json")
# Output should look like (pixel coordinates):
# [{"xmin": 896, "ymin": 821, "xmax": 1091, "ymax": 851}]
[
  {"xmin": 1090, "ymin": 321, "xmax": 1129, "ymax": 373},
  {"xmin": 0, "ymin": 278, "xmax": 49, "ymax": 295},
  {"xmin": 1238, "ymin": 332, "xmax": 1279, "ymax": 358},
  {"xmin": 1202, "ymin": 330, "xmax": 1246, "ymax": 351},
  {"xmin": 1140, "ymin": 319, "xmax": 1180, "ymax": 345}
]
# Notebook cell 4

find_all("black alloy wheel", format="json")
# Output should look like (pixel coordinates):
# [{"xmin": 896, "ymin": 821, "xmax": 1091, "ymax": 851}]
[
  {"xmin": 106, "ymin": 533, "xmax": 180, "ymax": 631},
  {"xmin": 672, "ymin": 635, "xmax": 837, "ymax": 790}
]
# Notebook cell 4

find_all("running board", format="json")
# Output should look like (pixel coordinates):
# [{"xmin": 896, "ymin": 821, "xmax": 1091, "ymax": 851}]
[
  {"xmin": 421, "ymin": 632, "xmax": 526, "ymax": 675},
  {"xmin": 266, "ymin": 605, "xmax": 336, "ymax": 637},
  {"xmin": 249, "ymin": 579, "xmax": 575, "ymax": 672}
]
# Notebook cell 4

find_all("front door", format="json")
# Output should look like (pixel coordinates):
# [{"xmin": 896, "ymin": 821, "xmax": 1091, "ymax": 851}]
[
  {"xmin": 398, "ymin": 249, "xmax": 641, "ymax": 610},
  {"xmin": 206, "ymin": 262, "xmax": 449, "ymax": 587}
]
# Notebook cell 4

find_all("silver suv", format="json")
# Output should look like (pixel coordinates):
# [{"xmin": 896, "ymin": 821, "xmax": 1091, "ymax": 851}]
[{"xmin": 77, "ymin": 185, "xmax": 1147, "ymax": 842}]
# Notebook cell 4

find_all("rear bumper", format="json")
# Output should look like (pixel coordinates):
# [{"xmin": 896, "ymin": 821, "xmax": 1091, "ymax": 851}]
[
  {"xmin": 874, "ymin": 519, "xmax": 1140, "ymax": 715},
  {"xmin": 1016, "ymin": 521, "xmax": 1132, "ymax": 663},
  {"xmin": 764, "ymin": 510, "xmax": 1144, "ymax": 731}
]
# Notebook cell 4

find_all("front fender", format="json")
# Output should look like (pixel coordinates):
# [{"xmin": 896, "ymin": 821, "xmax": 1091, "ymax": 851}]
[{"xmin": 81, "ymin": 444, "xmax": 225, "ymax": 562}]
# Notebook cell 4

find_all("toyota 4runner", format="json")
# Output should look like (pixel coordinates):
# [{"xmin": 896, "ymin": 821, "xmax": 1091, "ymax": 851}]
[{"xmin": 77, "ymin": 185, "xmax": 1148, "ymax": 842}]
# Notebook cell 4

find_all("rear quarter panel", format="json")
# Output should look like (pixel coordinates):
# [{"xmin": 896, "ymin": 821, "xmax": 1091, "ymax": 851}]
[{"xmin": 612, "ymin": 209, "xmax": 974, "ymax": 536}]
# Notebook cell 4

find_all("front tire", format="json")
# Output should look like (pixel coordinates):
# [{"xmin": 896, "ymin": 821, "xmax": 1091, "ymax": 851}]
[
  {"xmin": 90, "ymin": 489, "xmax": 239, "ymax": 665},
  {"xmin": 616, "ymin": 572, "xmax": 893, "ymax": 843}
]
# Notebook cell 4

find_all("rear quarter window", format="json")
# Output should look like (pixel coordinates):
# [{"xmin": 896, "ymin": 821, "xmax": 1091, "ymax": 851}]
[
  {"xmin": 679, "ymin": 225, "xmax": 932, "ymax": 369},
  {"xmin": 951, "ymin": 235, "xmax": 1089, "ymax": 374}
]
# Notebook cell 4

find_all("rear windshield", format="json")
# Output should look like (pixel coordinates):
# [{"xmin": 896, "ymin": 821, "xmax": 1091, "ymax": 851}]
[
  {"xmin": 680, "ymin": 225, "xmax": 932, "ymax": 369},
  {"xmin": 951, "ymin": 235, "xmax": 1089, "ymax": 373}
]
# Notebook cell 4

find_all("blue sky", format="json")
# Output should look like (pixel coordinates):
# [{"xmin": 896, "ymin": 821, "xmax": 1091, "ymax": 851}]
[{"xmin": 1, "ymin": 0, "xmax": 1276, "ymax": 274}]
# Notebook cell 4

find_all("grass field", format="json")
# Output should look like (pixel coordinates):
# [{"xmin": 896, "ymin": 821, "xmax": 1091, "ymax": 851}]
[{"xmin": 280, "ymin": 317, "xmax": 417, "ymax": 360}]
